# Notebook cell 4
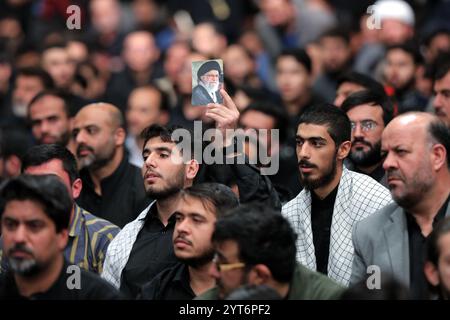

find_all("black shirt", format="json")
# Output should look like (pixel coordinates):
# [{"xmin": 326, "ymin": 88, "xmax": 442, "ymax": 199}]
[
  {"xmin": 0, "ymin": 260, "xmax": 121, "ymax": 300},
  {"xmin": 406, "ymin": 194, "xmax": 449, "ymax": 299},
  {"xmin": 120, "ymin": 205, "xmax": 179, "ymax": 298},
  {"xmin": 76, "ymin": 153, "xmax": 150, "ymax": 228},
  {"xmin": 139, "ymin": 262, "xmax": 195, "ymax": 300},
  {"xmin": 311, "ymin": 184, "xmax": 339, "ymax": 275}
]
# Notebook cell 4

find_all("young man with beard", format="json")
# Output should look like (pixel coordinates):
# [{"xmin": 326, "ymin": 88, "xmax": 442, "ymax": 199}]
[
  {"xmin": 0, "ymin": 175, "xmax": 120, "ymax": 299},
  {"xmin": 72, "ymin": 103, "xmax": 149, "ymax": 228},
  {"xmin": 382, "ymin": 42, "xmax": 428, "ymax": 114},
  {"xmin": 351, "ymin": 112, "xmax": 450, "ymax": 299},
  {"xmin": 282, "ymin": 104, "xmax": 392, "ymax": 286},
  {"xmin": 102, "ymin": 89, "xmax": 279, "ymax": 298},
  {"xmin": 192, "ymin": 60, "xmax": 223, "ymax": 106},
  {"xmin": 341, "ymin": 90, "xmax": 393, "ymax": 186},
  {"xmin": 197, "ymin": 204, "xmax": 344, "ymax": 300},
  {"xmin": 139, "ymin": 183, "xmax": 239, "ymax": 300}
]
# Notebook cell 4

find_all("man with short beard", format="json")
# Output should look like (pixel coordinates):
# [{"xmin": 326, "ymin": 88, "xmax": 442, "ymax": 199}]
[
  {"xmin": 351, "ymin": 112, "xmax": 450, "ymax": 299},
  {"xmin": 0, "ymin": 175, "xmax": 120, "ymax": 299},
  {"xmin": 192, "ymin": 60, "xmax": 223, "ymax": 106},
  {"xmin": 282, "ymin": 104, "xmax": 392, "ymax": 286},
  {"xmin": 72, "ymin": 103, "xmax": 149, "ymax": 228},
  {"xmin": 341, "ymin": 90, "xmax": 393, "ymax": 186},
  {"xmin": 139, "ymin": 183, "xmax": 239, "ymax": 300}
]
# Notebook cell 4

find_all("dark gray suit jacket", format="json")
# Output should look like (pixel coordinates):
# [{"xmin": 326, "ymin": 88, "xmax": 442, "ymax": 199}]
[
  {"xmin": 191, "ymin": 85, "xmax": 222, "ymax": 106},
  {"xmin": 350, "ymin": 201, "xmax": 450, "ymax": 287}
]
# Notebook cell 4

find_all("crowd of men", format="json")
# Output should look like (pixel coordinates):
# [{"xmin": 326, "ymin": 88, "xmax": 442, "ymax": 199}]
[{"xmin": 0, "ymin": 0, "xmax": 450, "ymax": 300}]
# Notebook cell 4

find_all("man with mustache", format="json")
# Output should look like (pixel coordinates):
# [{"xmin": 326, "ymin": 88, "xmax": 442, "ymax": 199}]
[
  {"xmin": 433, "ymin": 58, "xmax": 450, "ymax": 128},
  {"xmin": 192, "ymin": 60, "xmax": 223, "ymax": 106},
  {"xmin": 28, "ymin": 90, "xmax": 74, "ymax": 152},
  {"xmin": 341, "ymin": 90, "xmax": 393, "ymax": 186},
  {"xmin": 351, "ymin": 112, "xmax": 450, "ymax": 299},
  {"xmin": 282, "ymin": 104, "xmax": 392, "ymax": 286},
  {"xmin": 197, "ymin": 204, "xmax": 345, "ymax": 300},
  {"xmin": 140, "ymin": 183, "xmax": 239, "ymax": 300},
  {"xmin": 102, "ymin": 89, "xmax": 279, "ymax": 298},
  {"xmin": 72, "ymin": 103, "xmax": 149, "ymax": 228},
  {"xmin": 0, "ymin": 175, "xmax": 120, "ymax": 299}
]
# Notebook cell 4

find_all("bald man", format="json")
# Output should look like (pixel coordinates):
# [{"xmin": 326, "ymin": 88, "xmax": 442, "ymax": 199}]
[
  {"xmin": 72, "ymin": 103, "xmax": 149, "ymax": 227},
  {"xmin": 350, "ymin": 112, "xmax": 450, "ymax": 299}
]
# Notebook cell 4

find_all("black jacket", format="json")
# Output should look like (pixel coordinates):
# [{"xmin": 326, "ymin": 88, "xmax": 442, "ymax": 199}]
[{"xmin": 76, "ymin": 154, "xmax": 151, "ymax": 228}]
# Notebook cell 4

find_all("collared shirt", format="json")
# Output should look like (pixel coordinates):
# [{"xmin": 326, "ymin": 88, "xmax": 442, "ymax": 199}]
[
  {"xmin": 311, "ymin": 184, "xmax": 339, "ymax": 275},
  {"xmin": 66, "ymin": 205, "xmax": 120, "ymax": 274},
  {"xmin": 0, "ymin": 205, "xmax": 120, "ymax": 275},
  {"xmin": 76, "ymin": 153, "xmax": 150, "ymax": 228},
  {"xmin": 0, "ymin": 260, "xmax": 122, "ymax": 300},
  {"xmin": 119, "ymin": 204, "xmax": 178, "ymax": 298},
  {"xmin": 140, "ymin": 262, "xmax": 195, "ymax": 300},
  {"xmin": 406, "ymin": 194, "xmax": 449, "ymax": 299}
]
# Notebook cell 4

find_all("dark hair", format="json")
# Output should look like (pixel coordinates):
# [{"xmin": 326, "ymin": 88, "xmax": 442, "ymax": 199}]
[
  {"xmin": 427, "ymin": 217, "xmax": 450, "ymax": 266},
  {"xmin": 21, "ymin": 144, "xmax": 79, "ymax": 183},
  {"xmin": 240, "ymin": 101, "xmax": 290, "ymax": 142},
  {"xmin": 386, "ymin": 42, "xmax": 423, "ymax": 65},
  {"xmin": 337, "ymin": 71, "xmax": 385, "ymax": 96},
  {"xmin": 180, "ymin": 183, "xmax": 239, "ymax": 218},
  {"xmin": 277, "ymin": 48, "xmax": 312, "ymax": 74},
  {"xmin": 320, "ymin": 27, "xmax": 351, "ymax": 44},
  {"xmin": 27, "ymin": 89, "xmax": 71, "ymax": 119},
  {"xmin": 212, "ymin": 204, "xmax": 297, "ymax": 283},
  {"xmin": 428, "ymin": 120, "xmax": 450, "ymax": 169},
  {"xmin": 131, "ymin": 84, "xmax": 170, "ymax": 113},
  {"xmin": 0, "ymin": 174, "xmax": 72, "ymax": 232},
  {"xmin": 432, "ymin": 52, "xmax": 450, "ymax": 81},
  {"xmin": 298, "ymin": 103, "xmax": 351, "ymax": 146},
  {"xmin": 341, "ymin": 274, "xmax": 410, "ymax": 300},
  {"xmin": 140, "ymin": 124, "xmax": 196, "ymax": 160},
  {"xmin": 341, "ymin": 89, "xmax": 393, "ymax": 126},
  {"xmin": 0, "ymin": 126, "xmax": 32, "ymax": 160},
  {"xmin": 15, "ymin": 67, "xmax": 54, "ymax": 90}
]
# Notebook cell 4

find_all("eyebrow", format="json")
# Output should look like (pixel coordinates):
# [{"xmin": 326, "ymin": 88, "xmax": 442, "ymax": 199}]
[
  {"xmin": 143, "ymin": 146, "xmax": 172, "ymax": 154},
  {"xmin": 296, "ymin": 135, "xmax": 327, "ymax": 142}
]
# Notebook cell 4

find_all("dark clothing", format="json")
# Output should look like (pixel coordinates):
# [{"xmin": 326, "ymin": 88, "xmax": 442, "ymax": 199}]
[
  {"xmin": 196, "ymin": 263, "xmax": 345, "ymax": 300},
  {"xmin": 311, "ymin": 185, "xmax": 339, "ymax": 275},
  {"xmin": 120, "ymin": 205, "xmax": 178, "ymax": 298},
  {"xmin": 191, "ymin": 84, "xmax": 222, "ymax": 106},
  {"xmin": 76, "ymin": 154, "xmax": 150, "ymax": 228},
  {"xmin": 406, "ymin": 194, "xmax": 449, "ymax": 299},
  {"xmin": 396, "ymin": 89, "xmax": 429, "ymax": 114},
  {"xmin": 0, "ymin": 261, "xmax": 121, "ymax": 300},
  {"xmin": 140, "ymin": 262, "xmax": 195, "ymax": 300},
  {"xmin": 195, "ymin": 152, "xmax": 281, "ymax": 211},
  {"xmin": 344, "ymin": 160, "xmax": 387, "ymax": 187}
]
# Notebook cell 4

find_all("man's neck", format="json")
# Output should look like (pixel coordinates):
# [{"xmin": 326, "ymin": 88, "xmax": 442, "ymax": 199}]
[
  {"xmin": 408, "ymin": 176, "xmax": 450, "ymax": 237},
  {"xmin": 188, "ymin": 261, "xmax": 215, "ymax": 296},
  {"xmin": 313, "ymin": 165, "xmax": 343, "ymax": 200},
  {"xmin": 156, "ymin": 193, "xmax": 181, "ymax": 226},
  {"xmin": 285, "ymin": 92, "xmax": 311, "ymax": 117},
  {"xmin": 89, "ymin": 148, "xmax": 124, "ymax": 196},
  {"xmin": 131, "ymin": 68, "xmax": 152, "ymax": 86},
  {"xmin": 15, "ymin": 254, "xmax": 64, "ymax": 298}
]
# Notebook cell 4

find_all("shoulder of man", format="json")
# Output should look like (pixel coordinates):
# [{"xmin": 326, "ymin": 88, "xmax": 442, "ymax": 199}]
[
  {"xmin": 77, "ymin": 267, "xmax": 124, "ymax": 300},
  {"xmin": 194, "ymin": 287, "xmax": 220, "ymax": 300},
  {"xmin": 289, "ymin": 264, "xmax": 345, "ymax": 300}
]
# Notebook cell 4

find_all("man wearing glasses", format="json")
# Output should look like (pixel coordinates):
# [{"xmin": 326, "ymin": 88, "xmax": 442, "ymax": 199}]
[
  {"xmin": 341, "ymin": 90, "xmax": 393, "ymax": 186},
  {"xmin": 192, "ymin": 60, "xmax": 223, "ymax": 106},
  {"xmin": 197, "ymin": 204, "xmax": 345, "ymax": 300}
]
